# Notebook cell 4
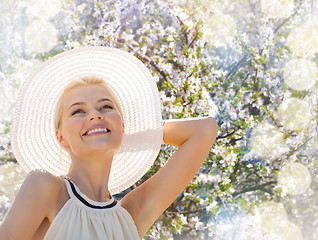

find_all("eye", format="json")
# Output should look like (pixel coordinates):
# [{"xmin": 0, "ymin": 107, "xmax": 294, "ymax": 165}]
[
  {"xmin": 71, "ymin": 105, "xmax": 113, "ymax": 116},
  {"xmin": 101, "ymin": 104, "xmax": 113, "ymax": 110},
  {"xmin": 72, "ymin": 109, "xmax": 84, "ymax": 115}
]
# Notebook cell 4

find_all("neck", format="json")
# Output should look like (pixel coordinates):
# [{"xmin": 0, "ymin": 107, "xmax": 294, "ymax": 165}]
[{"xmin": 66, "ymin": 151, "xmax": 113, "ymax": 202}]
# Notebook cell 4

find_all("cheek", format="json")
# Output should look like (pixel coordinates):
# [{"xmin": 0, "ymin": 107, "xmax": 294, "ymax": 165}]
[
  {"xmin": 64, "ymin": 117, "xmax": 84, "ymax": 134},
  {"xmin": 114, "ymin": 113, "xmax": 124, "ymax": 126},
  {"xmin": 107, "ymin": 110, "xmax": 121, "ymax": 120},
  {"xmin": 107, "ymin": 113, "xmax": 123, "ymax": 131}
]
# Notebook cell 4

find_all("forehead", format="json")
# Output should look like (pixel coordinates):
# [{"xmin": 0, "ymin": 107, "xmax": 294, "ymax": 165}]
[{"xmin": 63, "ymin": 84, "xmax": 114, "ymax": 107}]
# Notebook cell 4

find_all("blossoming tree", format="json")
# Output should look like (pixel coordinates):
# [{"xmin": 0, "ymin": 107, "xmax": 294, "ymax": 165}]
[{"xmin": 0, "ymin": 0, "xmax": 317, "ymax": 239}]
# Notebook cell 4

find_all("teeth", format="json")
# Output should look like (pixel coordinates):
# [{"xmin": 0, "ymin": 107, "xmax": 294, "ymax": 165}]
[{"xmin": 86, "ymin": 128, "xmax": 109, "ymax": 136}]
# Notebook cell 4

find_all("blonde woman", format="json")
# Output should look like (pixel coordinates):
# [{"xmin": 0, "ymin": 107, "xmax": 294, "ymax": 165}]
[{"xmin": 0, "ymin": 47, "xmax": 218, "ymax": 239}]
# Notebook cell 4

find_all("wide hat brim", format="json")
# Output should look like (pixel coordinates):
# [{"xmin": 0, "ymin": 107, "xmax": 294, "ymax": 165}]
[{"xmin": 11, "ymin": 46, "xmax": 163, "ymax": 194}]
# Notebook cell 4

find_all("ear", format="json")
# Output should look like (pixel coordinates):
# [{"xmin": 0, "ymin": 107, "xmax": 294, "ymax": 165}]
[
  {"xmin": 55, "ymin": 129, "xmax": 70, "ymax": 148},
  {"xmin": 122, "ymin": 121, "xmax": 125, "ymax": 132}
]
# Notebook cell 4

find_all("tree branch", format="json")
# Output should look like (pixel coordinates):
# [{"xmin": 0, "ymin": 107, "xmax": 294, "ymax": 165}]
[
  {"xmin": 216, "ymin": 127, "xmax": 241, "ymax": 140},
  {"xmin": 188, "ymin": 29, "xmax": 198, "ymax": 49},
  {"xmin": 0, "ymin": 157, "xmax": 17, "ymax": 164},
  {"xmin": 176, "ymin": 15, "xmax": 188, "ymax": 45},
  {"xmin": 232, "ymin": 181, "xmax": 277, "ymax": 197},
  {"xmin": 166, "ymin": 209, "xmax": 204, "ymax": 215},
  {"xmin": 124, "ymin": 41, "xmax": 169, "ymax": 83},
  {"xmin": 285, "ymin": 136, "xmax": 314, "ymax": 159},
  {"xmin": 273, "ymin": 1, "xmax": 304, "ymax": 33},
  {"xmin": 113, "ymin": 8, "xmax": 137, "ymax": 34},
  {"xmin": 226, "ymin": 54, "xmax": 248, "ymax": 80}
]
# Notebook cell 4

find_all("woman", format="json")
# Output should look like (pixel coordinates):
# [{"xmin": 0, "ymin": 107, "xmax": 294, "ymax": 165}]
[{"xmin": 0, "ymin": 47, "xmax": 218, "ymax": 239}]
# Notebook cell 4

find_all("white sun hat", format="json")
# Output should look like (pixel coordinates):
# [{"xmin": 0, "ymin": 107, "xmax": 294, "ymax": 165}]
[{"xmin": 10, "ymin": 46, "xmax": 163, "ymax": 194}]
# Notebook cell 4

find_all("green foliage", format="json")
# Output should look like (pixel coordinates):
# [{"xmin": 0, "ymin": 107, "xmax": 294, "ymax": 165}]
[{"xmin": 1, "ymin": 0, "xmax": 317, "ymax": 238}]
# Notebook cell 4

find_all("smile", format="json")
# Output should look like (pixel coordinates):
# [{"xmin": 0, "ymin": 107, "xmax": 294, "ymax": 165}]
[{"xmin": 84, "ymin": 128, "xmax": 110, "ymax": 136}]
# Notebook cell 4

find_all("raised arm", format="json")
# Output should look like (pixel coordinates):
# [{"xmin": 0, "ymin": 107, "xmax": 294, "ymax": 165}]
[
  {"xmin": 0, "ymin": 170, "xmax": 60, "ymax": 240},
  {"xmin": 121, "ymin": 116, "xmax": 218, "ymax": 237}
]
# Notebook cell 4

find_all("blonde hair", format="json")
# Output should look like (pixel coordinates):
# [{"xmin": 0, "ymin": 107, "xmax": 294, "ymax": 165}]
[{"xmin": 55, "ymin": 75, "xmax": 123, "ymax": 130}]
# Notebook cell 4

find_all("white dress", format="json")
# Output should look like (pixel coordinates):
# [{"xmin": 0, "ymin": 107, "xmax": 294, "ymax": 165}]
[{"xmin": 43, "ymin": 175, "xmax": 140, "ymax": 240}]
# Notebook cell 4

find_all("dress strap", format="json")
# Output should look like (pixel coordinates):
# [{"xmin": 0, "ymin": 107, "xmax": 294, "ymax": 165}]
[{"xmin": 58, "ymin": 175, "xmax": 117, "ymax": 209}]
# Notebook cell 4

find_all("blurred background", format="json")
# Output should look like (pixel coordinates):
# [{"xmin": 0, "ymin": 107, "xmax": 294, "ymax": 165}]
[{"xmin": 0, "ymin": 0, "xmax": 317, "ymax": 239}]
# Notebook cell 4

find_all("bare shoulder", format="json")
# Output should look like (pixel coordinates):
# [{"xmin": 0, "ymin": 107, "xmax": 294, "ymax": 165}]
[
  {"xmin": 26, "ymin": 170, "xmax": 64, "ymax": 218},
  {"xmin": 25, "ymin": 169, "xmax": 62, "ymax": 198},
  {"xmin": 27, "ymin": 169, "xmax": 61, "ymax": 183},
  {"xmin": 0, "ymin": 169, "xmax": 62, "ymax": 240},
  {"xmin": 33, "ymin": 169, "xmax": 60, "ymax": 182}
]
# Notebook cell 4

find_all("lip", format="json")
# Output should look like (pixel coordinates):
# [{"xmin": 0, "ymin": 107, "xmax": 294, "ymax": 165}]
[
  {"xmin": 83, "ymin": 124, "xmax": 111, "ymax": 136},
  {"xmin": 84, "ymin": 131, "xmax": 109, "ymax": 137}
]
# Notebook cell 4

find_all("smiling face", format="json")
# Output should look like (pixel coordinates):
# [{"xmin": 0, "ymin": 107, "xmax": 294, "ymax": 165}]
[{"xmin": 55, "ymin": 84, "xmax": 124, "ymax": 158}]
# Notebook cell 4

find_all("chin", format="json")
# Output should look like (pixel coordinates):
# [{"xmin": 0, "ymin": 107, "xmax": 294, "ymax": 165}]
[{"xmin": 87, "ymin": 142, "xmax": 121, "ymax": 152}]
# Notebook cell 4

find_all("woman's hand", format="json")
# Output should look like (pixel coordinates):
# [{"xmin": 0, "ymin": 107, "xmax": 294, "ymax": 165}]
[{"xmin": 121, "ymin": 116, "xmax": 218, "ymax": 237}]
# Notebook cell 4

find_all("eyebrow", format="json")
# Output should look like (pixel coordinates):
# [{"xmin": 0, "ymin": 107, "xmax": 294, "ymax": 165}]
[{"xmin": 68, "ymin": 98, "xmax": 113, "ymax": 111}]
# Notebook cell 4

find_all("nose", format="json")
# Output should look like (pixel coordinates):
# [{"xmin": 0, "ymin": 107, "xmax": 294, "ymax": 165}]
[{"xmin": 89, "ymin": 110, "xmax": 104, "ymax": 121}]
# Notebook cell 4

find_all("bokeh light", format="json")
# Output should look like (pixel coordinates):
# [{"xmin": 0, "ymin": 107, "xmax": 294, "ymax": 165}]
[
  {"xmin": 261, "ymin": 0, "xmax": 294, "ymax": 19},
  {"xmin": 204, "ymin": 11, "xmax": 237, "ymax": 47},
  {"xmin": 0, "ymin": 0, "xmax": 317, "ymax": 238},
  {"xmin": 277, "ymin": 97, "xmax": 311, "ymax": 131},
  {"xmin": 212, "ymin": 210, "xmax": 261, "ymax": 239},
  {"xmin": 283, "ymin": 58, "xmax": 317, "ymax": 91},
  {"xmin": 280, "ymin": 221, "xmax": 303, "ymax": 240},
  {"xmin": 263, "ymin": 221, "xmax": 303, "ymax": 240},
  {"xmin": 0, "ymin": 162, "xmax": 27, "ymax": 202},
  {"xmin": 287, "ymin": 18, "xmax": 318, "ymax": 58},
  {"xmin": 253, "ymin": 201, "xmax": 304, "ymax": 239},
  {"xmin": 0, "ymin": 79, "xmax": 18, "ymax": 121},
  {"xmin": 26, "ymin": 0, "xmax": 62, "ymax": 20},
  {"xmin": 278, "ymin": 162, "xmax": 311, "ymax": 195},
  {"xmin": 15, "ymin": 58, "xmax": 43, "ymax": 86},
  {"xmin": 249, "ymin": 122, "xmax": 288, "ymax": 159},
  {"xmin": 255, "ymin": 201, "xmax": 287, "ymax": 233},
  {"xmin": 23, "ymin": 19, "xmax": 59, "ymax": 54}
]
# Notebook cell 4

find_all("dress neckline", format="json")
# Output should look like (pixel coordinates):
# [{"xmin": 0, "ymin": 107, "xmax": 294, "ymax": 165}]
[{"xmin": 59, "ymin": 175, "xmax": 117, "ymax": 208}]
